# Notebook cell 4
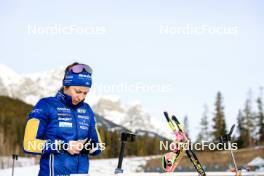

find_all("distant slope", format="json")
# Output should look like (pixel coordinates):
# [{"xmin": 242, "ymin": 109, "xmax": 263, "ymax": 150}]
[{"xmin": 95, "ymin": 113, "xmax": 127, "ymax": 132}]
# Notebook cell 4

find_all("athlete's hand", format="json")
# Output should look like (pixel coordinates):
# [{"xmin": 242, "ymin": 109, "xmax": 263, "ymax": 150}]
[{"xmin": 67, "ymin": 139, "xmax": 87, "ymax": 155}]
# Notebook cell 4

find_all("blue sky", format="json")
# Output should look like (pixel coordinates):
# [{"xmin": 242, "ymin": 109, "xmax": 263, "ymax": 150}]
[{"xmin": 0, "ymin": 0, "xmax": 263, "ymax": 139}]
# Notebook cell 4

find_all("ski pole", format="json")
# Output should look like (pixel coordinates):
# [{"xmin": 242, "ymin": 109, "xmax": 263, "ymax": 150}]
[
  {"xmin": 11, "ymin": 154, "xmax": 18, "ymax": 176},
  {"xmin": 220, "ymin": 125, "xmax": 239, "ymax": 175},
  {"xmin": 227, "ymin": 125, "xmax": 239, "ymax": 174},
  {"xmin": 229, "ymin": 143, "xmax": 238, "ymax": 173}
]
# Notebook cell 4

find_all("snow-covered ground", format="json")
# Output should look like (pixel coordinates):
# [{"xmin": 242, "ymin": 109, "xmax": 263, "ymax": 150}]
[
  {"xmin": 0, "ymin": 156, "xmax": 35, "ymax": 169},
  {"xmin": 89, "ymin": 156, "xmax": 149, "ymax": 175},
  {"xmin": 1, "ymin": 156, "xmax": 264, "ymax": 176},
  {"xmin": 0, "ymin": 156, "xmax": 158, "ymax": 176}
]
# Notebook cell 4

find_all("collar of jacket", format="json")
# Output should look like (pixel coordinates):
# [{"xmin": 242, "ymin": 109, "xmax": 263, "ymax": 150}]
[{"xmin": 55, "ymin": 90, "xmax": 84, "ymax": 108}]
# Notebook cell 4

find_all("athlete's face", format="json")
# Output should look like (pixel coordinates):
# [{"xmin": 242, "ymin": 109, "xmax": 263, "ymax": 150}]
[{"xmin": 64, "ymin": 86, "xmax": 90, "ymax": 105}]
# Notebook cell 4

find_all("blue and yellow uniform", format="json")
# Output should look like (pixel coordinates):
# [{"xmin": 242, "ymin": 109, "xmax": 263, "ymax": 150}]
[{"xmin": 23, "ymin": 90, "xmax": 102, "ymax": 175}]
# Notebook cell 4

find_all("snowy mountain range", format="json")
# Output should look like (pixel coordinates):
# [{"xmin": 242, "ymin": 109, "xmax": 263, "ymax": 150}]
[{"xmin": 0, "ymin": 64, "xmax": 168, "ymax": 138}]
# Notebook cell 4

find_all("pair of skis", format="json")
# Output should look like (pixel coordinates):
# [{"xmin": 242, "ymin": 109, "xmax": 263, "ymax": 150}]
[{"xmin": 162, "ymin": 111, "xmax": 206, "ymax": 176}]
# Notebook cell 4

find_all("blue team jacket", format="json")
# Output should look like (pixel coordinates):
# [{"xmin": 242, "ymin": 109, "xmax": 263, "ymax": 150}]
[{"xmin": 23, "ymin": 90, "xmax": 102, "ymax": 176}]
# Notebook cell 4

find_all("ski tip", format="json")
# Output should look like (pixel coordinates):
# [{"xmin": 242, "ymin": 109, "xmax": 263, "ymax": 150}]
[
  {"xmin": 171, "ymin": 115, "xmax": 180, "ymax": 124},
  {"xmin": 163, "ymin": 111, "xmax": 170, "ymax": 121},
  {"xmin": 229, "ymin": 124, "xmax": 236, "ymax": 136}
]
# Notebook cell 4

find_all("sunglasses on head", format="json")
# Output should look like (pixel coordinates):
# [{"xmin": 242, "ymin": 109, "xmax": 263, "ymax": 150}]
[{"xmin": 68, "ymin": 64, "xmax": 93, "ymax": 74}]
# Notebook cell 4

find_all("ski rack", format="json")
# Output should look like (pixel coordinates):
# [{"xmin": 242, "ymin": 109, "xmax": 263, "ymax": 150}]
[{"xmin": 164, "ymin": 111, "xmax": 206, "ymax": 176}]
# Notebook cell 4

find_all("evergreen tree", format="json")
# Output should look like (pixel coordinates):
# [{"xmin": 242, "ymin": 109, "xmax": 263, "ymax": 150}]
[
  {"xmin": 212, "ymin": 92, "xmax": 227, "ymax": 140},
  {"xmin": 0, "ymin": 96, "xmax": 32, "ymax": 155},
  {"xmin": 197, "ymin": 104, "xmax": 210, "ymax": 142},
  {"xmin": 237, "ymin": 110, "xmax": 247, "ymax": 147},
  {"xmin": 243, "ymin": 97, "xmax": 255, "ymax": 147},
  {"xmin": 183, "ymin": 116, "xmax": 190, "ymax": 138},
  {"xmin": 256, "ymin": 88, "xmax": 264, "ymax": 144}
]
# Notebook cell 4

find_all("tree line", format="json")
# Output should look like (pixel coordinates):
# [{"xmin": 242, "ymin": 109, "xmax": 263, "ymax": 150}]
[{"xmin": 196, "ymin": 88, "xmax": 264, "ymax": 148}]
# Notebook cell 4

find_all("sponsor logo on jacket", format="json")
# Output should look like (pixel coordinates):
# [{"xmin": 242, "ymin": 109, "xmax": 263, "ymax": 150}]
[
  {"xmin": 58, "ymin": 117, "xmax": 72, "ymax": 121},
  {"xmin": 31, "ymin": 108, "xmax": 43, "ymax": 114},
  {"xmin": 59, "ymin": 122, "xmax": 73, "ymax": 128},
  {"xmin": 65, "ymin": 75, "xmax": 73, "ymax": 79},
  {"xmin": 78, "ymin": 115, "xmax": 89, "ymax": 119},
  {"xmin": 57, "ymin": 107, "xmax": 71, "ymax": 112},
  {"xmin": 77, "ymin": 108, "xmax": 86, "ymax": 114},
  {"xmin": 78, "ymin": 74, "xmax": 91, "ymax": 78},
  {"xmin": 80, "ymin": 126, "xmax": 88, "ymax": 130}
]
